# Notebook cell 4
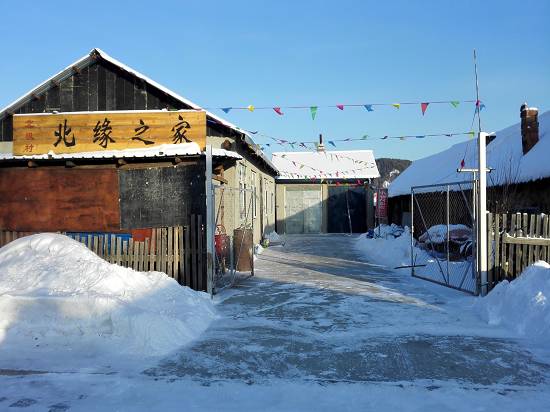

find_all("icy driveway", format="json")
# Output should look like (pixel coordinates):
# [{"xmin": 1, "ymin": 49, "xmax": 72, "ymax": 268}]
[{"xmin": 147, "ymin": 234, "xmax": 550, "ymax": 387}]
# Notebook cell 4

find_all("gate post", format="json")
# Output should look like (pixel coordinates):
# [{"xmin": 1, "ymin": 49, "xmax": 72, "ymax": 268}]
[{"xmin": 206, "ymin": 145, "xmax": 214, "ymax": 297}]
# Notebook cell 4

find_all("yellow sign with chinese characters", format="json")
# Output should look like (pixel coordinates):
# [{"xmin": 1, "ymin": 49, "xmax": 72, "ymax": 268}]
[{"xmin": 13, "ymin": 111, "xmax": 207, "ymax": 156}]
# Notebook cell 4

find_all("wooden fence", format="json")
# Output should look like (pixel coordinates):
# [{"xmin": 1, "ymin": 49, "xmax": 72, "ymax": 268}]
[
  {"xmin": 487, "ymin": 212, "xmax": 550, "ymax": 291},
  {"xmin": 0, "ymin": 214, "xmax": 206, "ymax": 291}
]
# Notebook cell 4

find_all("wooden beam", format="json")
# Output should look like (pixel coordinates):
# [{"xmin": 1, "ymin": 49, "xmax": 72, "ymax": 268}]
[
  {"xmin": 32, "ymin": 94, "xmax": 41, "ymax": 100},
  {"xmin": 27, "ymin": 161, "xmax": 38, "ymax": 168},
  {"xmin": 72, "ymin": 66, "xmax": 81, "ymax": 75},
  {"xmin": 65, "ymin": 161, "xmax": 76, "ymax": 168},
  {"xmin": 174, "ymin": 157, "xmax": 183, "ymax": 164},
  {"xmin": 117, "ymin": 159, "xmax": 127, "ymax": 166},
  {"xmin": 503, "ymin": 233, "xmax": 550, "ymax": 246},
  {"xmin": 211, "ymin": 174, "xmax": 228, "ymax": 184},
  {"xmin": 51, "ymin": 80, "xmax": 60, "ymax": 87},
  {"xmin": 6, "ymin": 111, "xmax": 14, "ymax": 116},
  {"xmin": 91, "ymin": 54, "xmax": 99, "ymax": 61}
]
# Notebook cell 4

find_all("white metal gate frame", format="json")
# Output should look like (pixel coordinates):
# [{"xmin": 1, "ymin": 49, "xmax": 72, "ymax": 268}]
[
  {"xmin": 210, "ymin": 184, "xmax": 255, "ymax": 296},
  {"xmin": 411, "ymin": 180, "xmax": 479, "ymax": 295}
]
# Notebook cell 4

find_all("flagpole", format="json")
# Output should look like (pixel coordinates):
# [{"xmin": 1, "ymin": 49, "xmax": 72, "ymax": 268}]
[{"xmin": 475, "ymin": 49, "xmax": 488, "ymax": 296}]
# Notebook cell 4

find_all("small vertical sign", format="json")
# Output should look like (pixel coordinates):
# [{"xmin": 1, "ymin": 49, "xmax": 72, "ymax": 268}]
[{"xmin": 375, "ymin": 188, "xmax": 388, "ymax": 219}]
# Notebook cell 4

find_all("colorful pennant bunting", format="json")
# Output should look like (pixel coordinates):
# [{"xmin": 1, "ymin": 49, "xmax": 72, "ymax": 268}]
[
  {"xmin": 247, "ymin": 105, "xmax": 254, "ymax": 112},
  {"xmin": 221, "ymin": 108, "xmax": 232, "ymax": 113},
  {"xmin": 451, "ymin": 101, "xmax": 460, "ymax": 107},
  {"xmin": 274, "ymin": 108, "xmax": 283, "ymax": 115},
  {"xmin": 421, "ymin": 103, "xmax": 429, "ymax": 115},
  {"xmin": 392, "ymin": 104, "xmax": 400, "ymax": 109},
  {"xmin": 337, "ymin": 105, "xmax": 344, "ymax": 110},
  {"xmin": 310, "ymin": 107, "xmax": 317, "ymax": 120},
  {"xmin": 365, "ymin": 105, "xmax": 373, "ymax": 112}
]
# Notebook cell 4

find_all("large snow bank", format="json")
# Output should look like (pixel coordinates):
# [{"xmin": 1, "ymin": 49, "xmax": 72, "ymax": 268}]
[
  {"xmin": 475, "ymin": 261, "xmax": 550, "ymax": 345},
  {"xmin": 356, "ymin": 225, "xmax": 424, "ymax": 268},
  {"xmin": 0, "ymin": 234, "xmax": 214, "ymax": 356}
]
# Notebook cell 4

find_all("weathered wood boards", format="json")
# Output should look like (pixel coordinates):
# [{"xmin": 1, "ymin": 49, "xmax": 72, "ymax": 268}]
[
  {"xmin": 13, "ymin": 111, "xmax": 206, "ymax": 155},
  {"xmin": 0, "ymin": 218, "xmax": 206, "ymax": 291},
  {"xmin": 487, "ymin": 212, "xmax": 550, "ymax": 292}
]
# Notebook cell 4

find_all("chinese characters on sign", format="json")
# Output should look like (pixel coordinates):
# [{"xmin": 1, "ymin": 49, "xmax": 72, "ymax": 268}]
[
  {"xmin": 12, "ymin": 111, "xmax": 206, "ymax": 156},
  {"xmin": 54, "ymin": 119, "xmax": 76, "ymax": 147},
  {"xmin": 375, "ymin": 188, "xmax": 388, "ymax": 219},
  {"xmin": 172, "ymin": 115, "xmax": 191, "ymax": 144}
]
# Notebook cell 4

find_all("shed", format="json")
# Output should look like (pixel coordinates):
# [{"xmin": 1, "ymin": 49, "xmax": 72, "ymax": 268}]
[
  {"xmin": 387, "ymin": 105, "xmax": 550, "ymax": 224},
  {"xmin": 272, "ymin": 148, "xmax": 379, "ymax": 234},
  {"xmin": 0, "ymin": 48, "xmax": 278, "ymax": 291}
]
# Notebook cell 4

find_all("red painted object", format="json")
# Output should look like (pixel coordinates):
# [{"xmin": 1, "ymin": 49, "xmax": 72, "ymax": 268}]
[{"xmin": 215, "ymin": 225, "xmax": 228, "ymax": 260}]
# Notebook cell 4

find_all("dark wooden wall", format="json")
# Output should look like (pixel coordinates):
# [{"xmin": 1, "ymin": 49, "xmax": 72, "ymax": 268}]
[
  {"xmin": 0, "ymin": 168, "xmax": 120, "ymax": 232},
  {"xmin": 118, "ymin": 162, "xmax": 206, "ymax": 230},
  {"xmin": 1, "ymin": 59, "xmax": 230, "ymax": 142}
]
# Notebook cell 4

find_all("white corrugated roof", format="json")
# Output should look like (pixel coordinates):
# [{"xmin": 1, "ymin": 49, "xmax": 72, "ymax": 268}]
[
  {"xmin": 388, "ymin": 109, "xmax": 550, "ymax": 197},
  {"xmin": 271, "ymin": 150, "xmax": 379, "ymax": 180},
  {"xmin": 0, "ymin": 142, "xmax": 242, "ymax": 161}
]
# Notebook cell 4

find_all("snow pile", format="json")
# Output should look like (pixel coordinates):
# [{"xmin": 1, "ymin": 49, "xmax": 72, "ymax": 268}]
[
  {"xmin": 265, "ymin": 231, "xmax": 281, "ymax": 242},
  {"xmin": 357, "ymin": 225, "xmax": 424, "ymax": 268},
  {"xmin": 0, "ymin": 234, "xmax": 215, "ymax": 356},
  {"xmin": 418, "ymin": 224, "xmax": 471, "ymax": 243},
  {"xmin": 475, "ymin": 261, "xmax": 550, "ymax": 345}
]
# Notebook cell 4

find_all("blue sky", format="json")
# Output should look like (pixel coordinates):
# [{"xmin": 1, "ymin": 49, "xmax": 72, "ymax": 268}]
[{"xmin": 1, "ymin": 0, "xmax": 548, "ymax": 161}]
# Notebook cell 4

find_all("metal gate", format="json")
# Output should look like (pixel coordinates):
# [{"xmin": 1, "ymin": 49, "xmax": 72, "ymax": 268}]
[
  {"xmin": 211, "ymin": 184, "xmax": 255, "ymax": 295},
  {"xmin": 411, "ymin": 181, "xmax": 478, "ymax": 294}
]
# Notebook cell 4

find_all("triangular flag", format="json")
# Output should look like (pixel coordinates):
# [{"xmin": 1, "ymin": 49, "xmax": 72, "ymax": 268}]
[
  {"xmin": 399, "ymin": 137, "xmax": 405, "ymax": 140},
  {"xmin": 321, "ymin": 179, "xmax": 324, "ymax": 184},
  {"xmin": 337, "ymin": 105, "xmax": 344, "ymax": 110},
  {"xmin": 416, "ymin": 135, "xmax": 425, "ymax": 139},
  {"xmin": 310, "ymin": 107, "xmax": 317, "ymax": 120},
  {"xmin": 357, "ymin": 180, "xmax": 361, "ymax": 185},
  {"xmin": 274, "ymin": 108, "xmax": 283, "ymax": 115},
  {"xmin": 314, "ymin": 142, "xmax": 319, "ymax": 150},
  {"xmin": 421, "ymin": 103, "xmax": 429, "ymax": 115},
  {"xmin": 451, "ymin": 101, "xmax": 460, "ymax": 107},
  {"xmin": 365, "ymin": 105, "xmax": 373, "ymax": 112},
  {"xmin": 382, "ymin": 136, "xmax": 388, "ymax": 140},
  {"xmin": 300, "ymin": 165, "xmax": 304, "ymax": 169},
  {"xmin": 312, "ymin": 177, "xmax": 315, "ymax": 182},
  {"xmin": 328, "ymin": 141, "xmax": 336, "ymax": 147},
  {"xmin": 247, "ymin": 105, "xmax": 254, "ymax": 112},
  {"xmin": 362, "ymin": 135, "xmax": 368, "ymax": 140},
  {"xmin": 469, "ymin": 130, "xmax": 476, "ymax": 139},
  {"xmin": 460, "ymin": 159, "xmax": 465, "ymax": 168},
  {"xmin": 336, "ymin": 182, "xmax": 340, "ymax": 186},
  {"xmin": 392, "ymin": 103, "xmax": 400, "ymax": 109},
  {"xmin": 221, "ymin": 108, "xmax": 232, "ymax": 113},
  {"xmin": 281, "ymin": 154, "xmax": 286, "ymax": 158}
]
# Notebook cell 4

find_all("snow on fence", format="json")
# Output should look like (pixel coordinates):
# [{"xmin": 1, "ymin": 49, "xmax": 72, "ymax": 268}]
[
  {"xmin": 488, "ymin": 212, "xmax": 550, "ymax": 291},
  {"xmin": 0, "ymin": 215, "xmax": 206, "ymax": 291}
]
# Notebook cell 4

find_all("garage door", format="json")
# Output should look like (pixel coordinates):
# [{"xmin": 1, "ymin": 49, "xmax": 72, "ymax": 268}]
[{"xmin": 285, "ymin": 187, "xmax": 322, "ymax": 234}]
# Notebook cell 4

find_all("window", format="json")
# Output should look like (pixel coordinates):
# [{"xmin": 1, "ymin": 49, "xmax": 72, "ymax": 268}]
[
  {"xmin": 239, "ymin": 164, "xmax": 245, "ymax": 220},
  {"xmin": 264, "ymin": 178, "xmax": 268, "ymax": 215},
  {"xmin": 251, "ymin": 171, "xmax": 257, "ymax": 219}
]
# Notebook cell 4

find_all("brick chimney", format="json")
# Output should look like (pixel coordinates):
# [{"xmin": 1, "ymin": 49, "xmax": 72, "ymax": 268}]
[
  {"xmin": 318, "ymin": 134, "xmax": 325, "ymax": 153},
  {"xmin": 521, "ymin": 103, "xmax": 539, "ymax": 155}
]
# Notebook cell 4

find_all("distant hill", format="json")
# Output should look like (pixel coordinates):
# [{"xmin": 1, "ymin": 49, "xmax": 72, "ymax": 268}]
[{"xmin": 373, "ymin": 158, "xmax": 412, "ymax": 188}]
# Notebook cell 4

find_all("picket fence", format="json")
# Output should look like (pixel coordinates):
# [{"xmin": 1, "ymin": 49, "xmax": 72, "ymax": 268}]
[
  {"xmin": 487, "ymin": 212, "xmax": 550, "ymax": 291},
  {"xmin": 0, "ymin": 215, "xmax": 206, "ymax": 291}
]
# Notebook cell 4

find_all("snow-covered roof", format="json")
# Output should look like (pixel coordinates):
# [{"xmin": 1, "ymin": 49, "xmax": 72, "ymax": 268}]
[
  {"xmin": 0, "ymin": 142, "xmax": 242, "ymax": 162},
  {"xmin": 388, "ymin": 109, "xmax": 550, "ymax": 197},
  {"xmin": 271, "ymin": 150, "xmax": 380, "ymax": 180},
  {"xmin": 0, "ymin": 48, "xmax": 271, "ymax": 171}
]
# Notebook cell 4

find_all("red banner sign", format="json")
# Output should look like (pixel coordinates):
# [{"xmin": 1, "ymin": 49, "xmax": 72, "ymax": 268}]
[{"xmin": 376, "ymin": 189, "xmax": 388, "ymax": 219}]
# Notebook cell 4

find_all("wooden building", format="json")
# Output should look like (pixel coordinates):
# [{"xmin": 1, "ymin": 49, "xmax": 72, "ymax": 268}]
[{"xmin": 0, "ymin": 48, "xmax": 278, "ymax": 290}]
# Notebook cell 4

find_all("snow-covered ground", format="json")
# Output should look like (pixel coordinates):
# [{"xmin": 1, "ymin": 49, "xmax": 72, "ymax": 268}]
[{"xmin": 0, "ymin": 232, "xmax": 549, "ymax": 411}]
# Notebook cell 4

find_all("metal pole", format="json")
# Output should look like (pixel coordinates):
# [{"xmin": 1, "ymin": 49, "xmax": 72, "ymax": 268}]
[
  {"xmin": 475, "ymin": 50, "xmax": 488, "ymax": 296},
  {"xmin": 206, "ymin": 145, "xmax": 214, "ymax": 297},
  {"xmin": 446, "ymin": 184, "xmax": 450, "ymax": 282},
  {"xmin": 411, "ymin": 188, "xmax": 415, "ymax": 276}
]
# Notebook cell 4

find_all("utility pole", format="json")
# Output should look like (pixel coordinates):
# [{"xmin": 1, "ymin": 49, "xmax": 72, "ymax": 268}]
[{"xmin": 474, "ymin": 50, "xmax": 488, "ymax": 296}]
